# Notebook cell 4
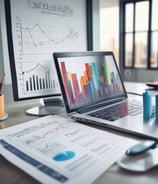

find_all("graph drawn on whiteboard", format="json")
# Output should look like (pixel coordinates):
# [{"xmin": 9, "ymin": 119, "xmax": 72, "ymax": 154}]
[
  {"xmin": 16, "ymin": 16, "xmax": 79, "ymax": 56},
  {"xmin": 18, "ymin": 61, "xmax": 60, "ymax": 96},
  {"xmin": 10, "ymin": 0, "xmax": 88, "ymax": 99}
]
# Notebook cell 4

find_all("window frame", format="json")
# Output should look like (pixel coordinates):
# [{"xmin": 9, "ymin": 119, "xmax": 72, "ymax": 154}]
[{"xmin": 119, "ymin": 0, "xmax": 158, "ymax": 71}]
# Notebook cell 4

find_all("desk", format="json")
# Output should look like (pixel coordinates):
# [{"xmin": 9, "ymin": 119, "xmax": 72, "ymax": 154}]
[{"xmin": 0, "ymin": 83, "xmax": 158, "ymax": 184}]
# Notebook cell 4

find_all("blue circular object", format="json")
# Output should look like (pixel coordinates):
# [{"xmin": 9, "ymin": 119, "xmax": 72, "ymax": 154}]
[{"xmin": 53, "ymin": 151, "xmax": 75, "ymax": 162}]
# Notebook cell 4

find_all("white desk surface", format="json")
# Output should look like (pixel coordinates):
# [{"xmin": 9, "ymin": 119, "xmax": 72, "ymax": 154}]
[{"xmin": 0, "ymin": 82, "xmax": 158, "ymax": 184}]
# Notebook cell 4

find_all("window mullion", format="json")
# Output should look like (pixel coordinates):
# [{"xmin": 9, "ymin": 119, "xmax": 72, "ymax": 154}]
[
  {"xmin": 148, "ymin": 0, "xmax": 152, "ymax": 68},
  {"xmin": 132, "ymin": 2, "xmax": 136, "ymax": 68}
]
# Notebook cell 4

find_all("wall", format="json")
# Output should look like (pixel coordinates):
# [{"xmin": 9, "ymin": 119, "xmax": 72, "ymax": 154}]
[
  {"xmin": 0, "ymin": 0, "xmax": 11, "ymax": 84},
  {"xmin": 92, "ymin": 0, "xmax": 100, "ymax": 50},
  {"xmin": 0, "ymin": 0, "xmax": 4, "ymax": 77}
]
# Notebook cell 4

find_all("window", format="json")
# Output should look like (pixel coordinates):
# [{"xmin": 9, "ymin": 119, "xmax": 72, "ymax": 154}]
[{"xmin": 120, "ymin": 0, "xmax": 158, "ymax": 69}]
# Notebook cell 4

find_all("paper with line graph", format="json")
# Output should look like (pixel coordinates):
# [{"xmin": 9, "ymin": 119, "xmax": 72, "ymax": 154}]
[{"xmin": 0, "ymin": 115, "xmax": 137, "ymax": 184}]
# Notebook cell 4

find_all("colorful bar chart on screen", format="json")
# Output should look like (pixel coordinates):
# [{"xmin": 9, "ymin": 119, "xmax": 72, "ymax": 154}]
[{"xmin": 59, "ymin": 56, "xmax": 123, "ymax": 108}]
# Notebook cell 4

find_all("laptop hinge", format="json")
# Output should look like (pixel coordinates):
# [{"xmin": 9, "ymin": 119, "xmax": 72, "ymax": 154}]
[{"xmin": 77, "ymin": 97, "xmax": 127, "ymax": 114}]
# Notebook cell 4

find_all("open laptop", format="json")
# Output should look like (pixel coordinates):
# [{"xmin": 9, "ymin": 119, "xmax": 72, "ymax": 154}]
[{"xmin": 53, "ymin": 51, "xmax": 158, "ymax": 140}]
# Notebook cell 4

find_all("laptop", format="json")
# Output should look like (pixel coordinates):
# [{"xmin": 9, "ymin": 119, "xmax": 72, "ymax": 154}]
[{"xmin": 53, "ymin": 51, "xmax": 158, "ymax": 140}]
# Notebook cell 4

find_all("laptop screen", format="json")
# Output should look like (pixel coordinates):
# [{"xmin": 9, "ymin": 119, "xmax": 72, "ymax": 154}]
[{"xmin": 54, "ymin": 51, "xmax": 127, "ymax": 113}]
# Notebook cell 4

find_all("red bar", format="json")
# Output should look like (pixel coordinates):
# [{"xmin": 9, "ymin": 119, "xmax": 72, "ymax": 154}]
[{"xmin": 60, "ymin": 62, "xmax": 73, "ymax": 104}]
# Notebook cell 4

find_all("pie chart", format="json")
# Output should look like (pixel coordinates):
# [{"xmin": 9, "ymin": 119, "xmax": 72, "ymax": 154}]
[{"xmin": 53, "ymin": 151, "xmax": 75, "ymax": 162}]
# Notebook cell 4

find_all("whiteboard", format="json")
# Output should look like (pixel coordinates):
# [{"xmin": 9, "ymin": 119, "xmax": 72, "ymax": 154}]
[{"xmin": 6, "ymin": 0, "xmax": 92, "ymax": 100}]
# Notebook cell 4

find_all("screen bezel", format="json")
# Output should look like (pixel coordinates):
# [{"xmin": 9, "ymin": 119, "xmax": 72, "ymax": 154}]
[
  {"xmin": 4, "ymin": 0, "xmax": 93, "ymax": 101},
  {"xmin": 54, "ymin": 51, "xmax": 127, "ymax": 114}
]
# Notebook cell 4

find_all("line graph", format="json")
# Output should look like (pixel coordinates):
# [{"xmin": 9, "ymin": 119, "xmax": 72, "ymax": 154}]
[
  {"xmin": 22, "ymin": 23, "xmax": 78, "ymax": 47},
  {"xmin": 23, "ymin": 63, "xmax": 48, "ymax": 74},
  {"xmin": 19, "ymin": 122, "xmax": 82, "ymax": 149},
  {"xmin": 10, "ymin": 0, "xmax": 87, "ymax": 99},
  {"xmin": 16, "ymin": 16, "xmax": 79, "ymax": 55}
]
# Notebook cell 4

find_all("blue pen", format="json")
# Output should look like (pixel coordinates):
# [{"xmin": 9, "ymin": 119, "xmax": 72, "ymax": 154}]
[{"xmin": 143, "ymin": 89, "xmax": 152, "ymax": 118}]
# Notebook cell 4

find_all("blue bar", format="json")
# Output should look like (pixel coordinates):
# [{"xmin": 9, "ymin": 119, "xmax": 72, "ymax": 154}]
[{"xmin": 0, "ymin": 139, "xmax": 68, "ymax": 183}]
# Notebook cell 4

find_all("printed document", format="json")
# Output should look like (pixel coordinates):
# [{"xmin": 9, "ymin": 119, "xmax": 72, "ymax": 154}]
[{"xmin": 0, "ymin": 115, "xmax": 137, "ymax": 184}]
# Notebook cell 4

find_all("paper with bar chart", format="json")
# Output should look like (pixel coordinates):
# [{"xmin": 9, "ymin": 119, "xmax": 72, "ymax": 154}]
[
  {"xmin": 10, "ymin": 0, "xmax": 87, "ymax": 98},
  {"xmin": 0, "ymin": 115, "xmax": 137, "ymax": 184},
  {"xmin": 59, "ymin": 55, "xmax": 124, "ymax": 109}
]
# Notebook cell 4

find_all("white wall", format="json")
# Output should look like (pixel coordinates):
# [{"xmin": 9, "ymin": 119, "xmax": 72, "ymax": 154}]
[
  {"xmin": 100, "ymin": 0, "xmax": 119, "ymax": 8},
  {"xmin": 0, "ymin": 0, "xmax": 5, "ymax": 77},
  {"xmin": 92, "ymin": 0, "xmax": 100, "ymax": 50},
  {"xmin": 0, "ymin": 0, "xmax": 11, "ymax": 84}
]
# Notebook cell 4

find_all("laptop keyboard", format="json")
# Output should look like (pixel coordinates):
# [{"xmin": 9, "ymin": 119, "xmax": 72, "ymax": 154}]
[{"xmin": 88, "ymin": 100, "xmax": 143, "ymax": 121}]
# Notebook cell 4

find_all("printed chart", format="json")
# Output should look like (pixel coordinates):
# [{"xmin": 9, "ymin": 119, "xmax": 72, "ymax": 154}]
[{"xmin": 0, "ymin": 115, "xmax": 137, "ymax": 184}]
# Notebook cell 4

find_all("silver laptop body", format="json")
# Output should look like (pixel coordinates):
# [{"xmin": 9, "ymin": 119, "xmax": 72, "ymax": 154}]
[{"xmin": 53, "ymin": 51, "xmax": 158, "ymax": 140}]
